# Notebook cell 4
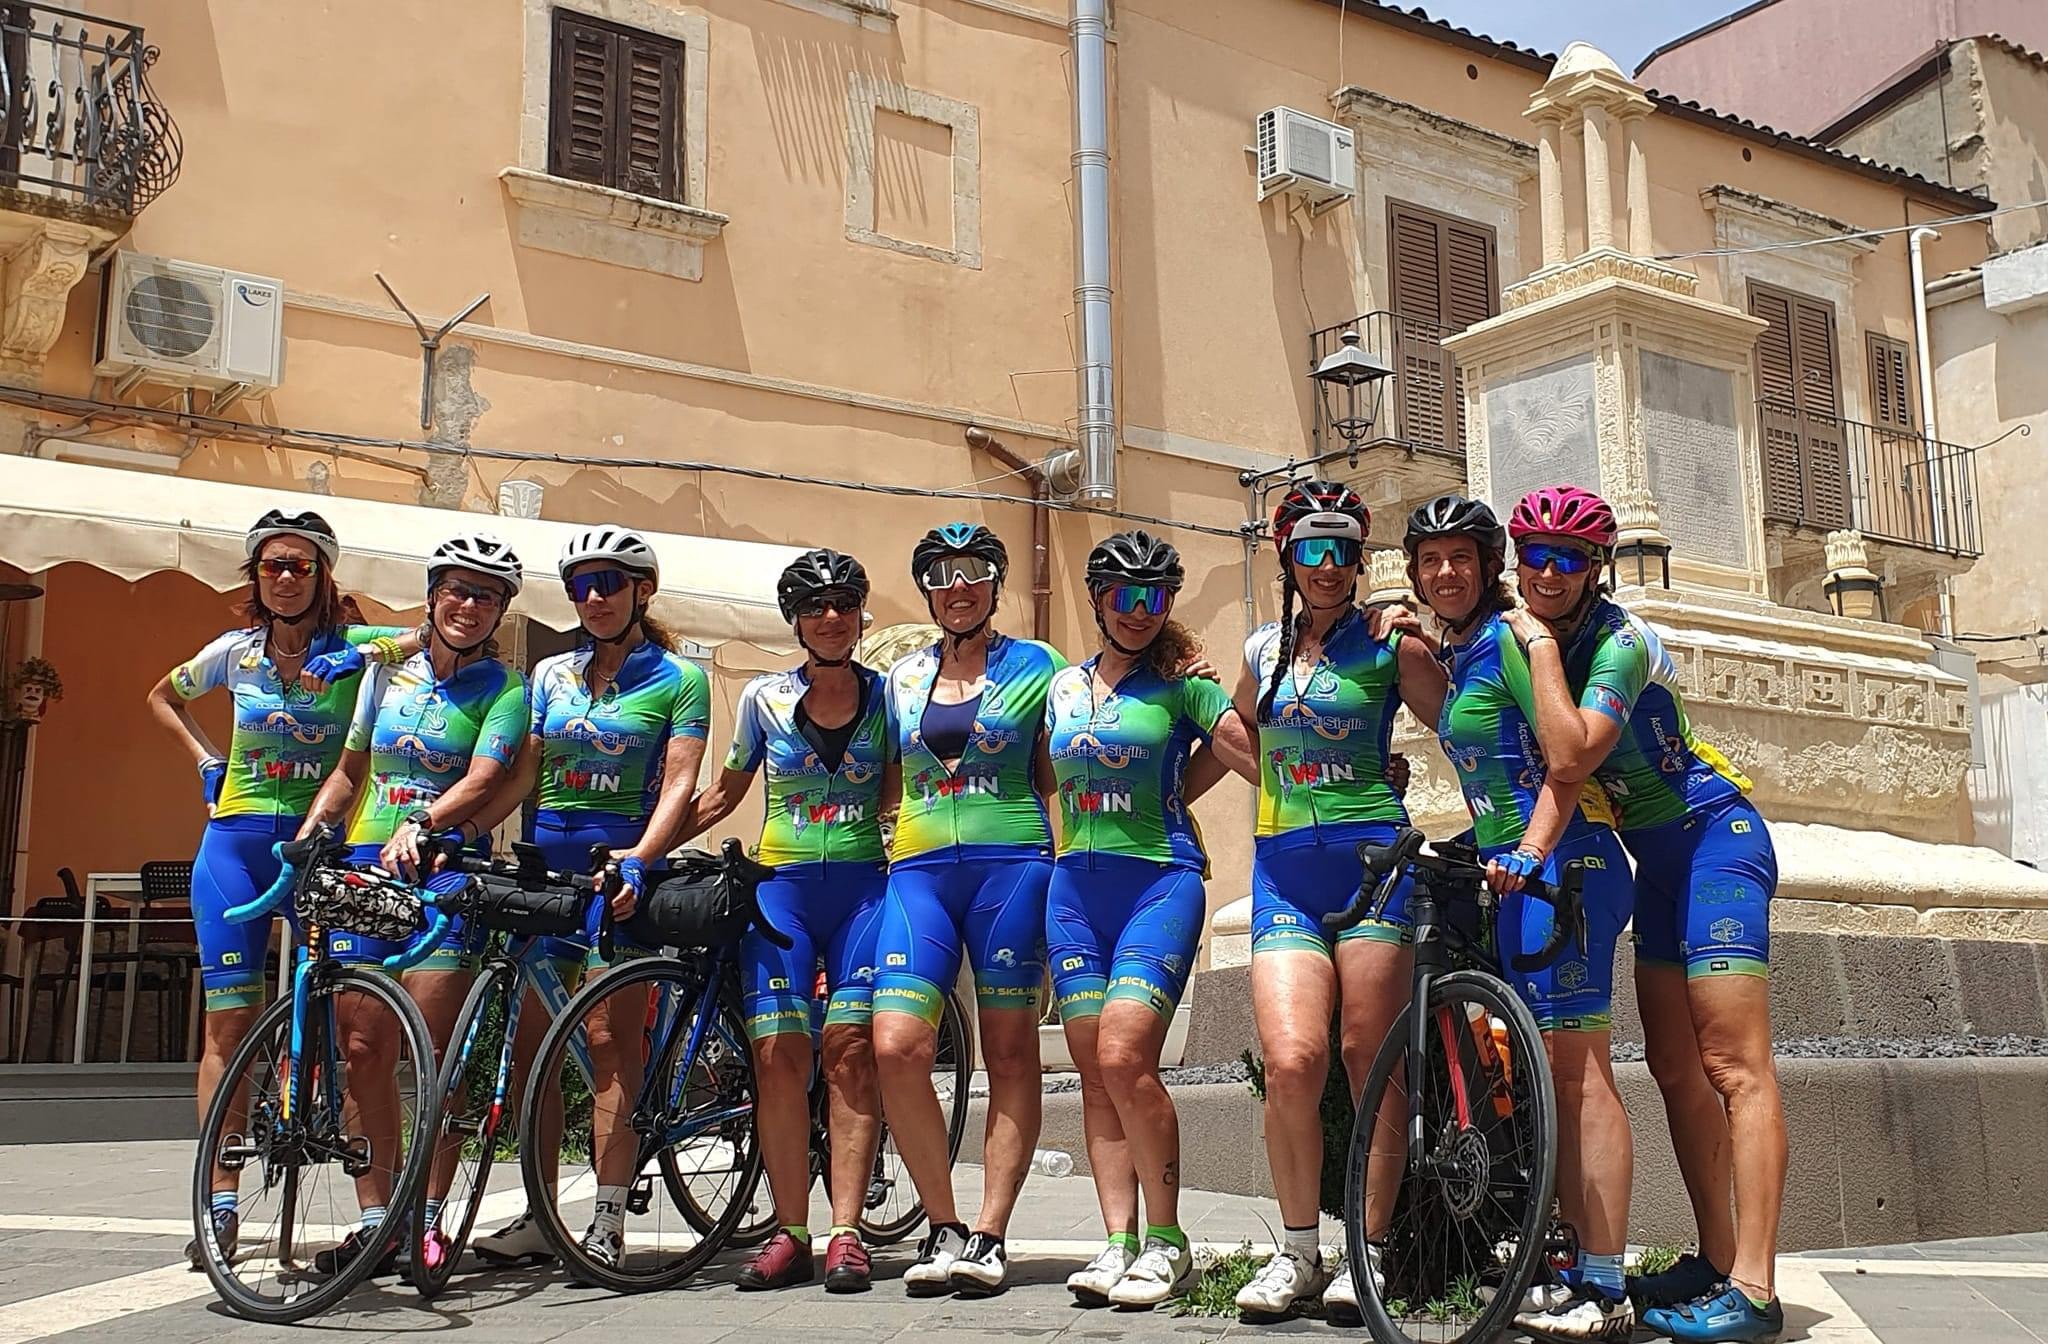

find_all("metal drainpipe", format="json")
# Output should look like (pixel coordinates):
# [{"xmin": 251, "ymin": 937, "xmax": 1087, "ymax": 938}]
[
  {"xmin": 1072, "ymin": 0, "xmax": 1116, "ymax": 508},
  {"xmin": 965, "ymin": 427, "xmax": 1051, "ymax": 642},
  {"xmin": 1908, "ymin": 226, "xmax": 1949, "ymax": 563}
]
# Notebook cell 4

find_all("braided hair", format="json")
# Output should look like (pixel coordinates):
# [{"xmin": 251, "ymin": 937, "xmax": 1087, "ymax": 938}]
[
  {"xmin": 1258, "ymin": 480, "xmax": 1369, "ymax": 723},
  {"xmin": 1257, "ymin": 571, "xmax": 1304, "ymax": 723}
]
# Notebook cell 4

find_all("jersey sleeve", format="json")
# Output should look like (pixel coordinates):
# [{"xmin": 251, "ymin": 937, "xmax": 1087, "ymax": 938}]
[
  {"xmin": 1494, "ymin": 622, "xmax": 1537, "ymax": 722},
  {"xmin": 1578, "ymin": 627, "xmax": 1650, "ymax": 726},
  {"xmin": 1181, "ymin": 673, "xmax": 1232, "ymax": 736},
  {"xmin": 475, "ymin": 670, "xmax": 528, "ymax": 768},
  {"xmin": 339, "ymin": 625, "xmax": 407, "ymax": 647},
  {"xmin": 671, "ymin": 658, "xmax": 711, "ymax": 739},
  {"xmin": 1242, "ymin": 623, "xmax": 1276, "ymax": 679},
  {"xmin": 345, "ymin": 663, "xmax": 387, "ymax": 753},
  {"xmin": 526, "ymin": 661, "xmax": 550, "ymax": 736},
  {"xmin": 168, "ymin": 630, "xmax": 244, "ymax": 701},
  {"xmin": 724, "ymin": 678, "xmax": 768, "ymax": 773}
]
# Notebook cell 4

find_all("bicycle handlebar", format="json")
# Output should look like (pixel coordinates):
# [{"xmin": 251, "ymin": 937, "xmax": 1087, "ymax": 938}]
[
  {"xmin": 1320, "ymin": 825, "xmax": 1588, "ymax": 973},
  {"xmin": 227, "ymin": 825, "xmax": 349, "ymax": 924},
  {"xmin": 382, "ymin": 837, "xmax": 623, "ymax": 973}
]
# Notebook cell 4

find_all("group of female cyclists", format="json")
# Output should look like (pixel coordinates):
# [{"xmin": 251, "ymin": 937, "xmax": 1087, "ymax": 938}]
[{"xmin": 158, "ymin": 480, "xmax": 1786, "ymax": 1344}]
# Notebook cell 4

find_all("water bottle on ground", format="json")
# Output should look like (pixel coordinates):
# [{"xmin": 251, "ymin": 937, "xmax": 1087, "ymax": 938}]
[{"xmin": 1030, "ymin": 1148, "xmax": 1074, "ymax": 1178}]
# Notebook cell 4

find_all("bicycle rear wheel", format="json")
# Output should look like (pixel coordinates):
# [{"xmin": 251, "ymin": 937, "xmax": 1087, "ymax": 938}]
[
  {"xmin": 193, "ymin": 967, "xmax": 436, "ymax": 1323},
  {"xmin": 525, "ymin": 957, "xmax": 762, "ymax": 1292},
  {"xmin": 412, "ymin": 961, "xmax": 517, "ymax": 1299},
  {"xmin": 861, "ymin": 989, "xmax": 974, "ymax": 1244},
  {"xmin": 1344, "ymin": 969, "xmax": 1557, "ymax": 1344}
]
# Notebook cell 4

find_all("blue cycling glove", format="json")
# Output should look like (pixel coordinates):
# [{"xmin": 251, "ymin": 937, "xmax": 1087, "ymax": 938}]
[
  {"xmin": 302, "ymin": 645, "xmax": 364, "ymax": 685},
  {"xmin": 200, "ymin": 756, "xmax": 227, "ymax": 806},
  {"xmin": 1495, "ymin": 848, "xmax": 1542, "ymax": 883}
]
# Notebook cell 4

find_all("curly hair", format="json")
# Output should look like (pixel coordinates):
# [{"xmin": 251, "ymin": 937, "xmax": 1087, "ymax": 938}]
[{"xmin": 1143, "ymin": 618, "xmax": 1203, "ymax": 681}]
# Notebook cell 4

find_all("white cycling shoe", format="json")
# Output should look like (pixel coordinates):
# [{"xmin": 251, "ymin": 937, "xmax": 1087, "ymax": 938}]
[
  {"xmin": 1234, "ymin": 1247, "xmax": 1327, "ymax": 1315},
  {"xmin": 1067, "ymin": 1241, "xmax": 1137, "ymax": 1305}
]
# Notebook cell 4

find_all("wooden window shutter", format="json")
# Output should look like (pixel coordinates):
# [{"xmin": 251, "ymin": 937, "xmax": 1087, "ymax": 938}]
[
  {"xmin": 1789, "ymin": 295, "xmax": 1847, "ymax": 528},
  {"xmin": 549, "ymin": 10, "xmax": 617, "ymax": 188},
  {"xmin": 1443, "ymin": 220, "xmax": 1499, "ymax": 330},
  {"xmin": 1386, "ymin": 200, "xmax": 1499, "ymax": 453},
  {"xmin": 1748, "ymin": 287, "xmax": 1796, "ymax": 408},
  {"xmin": 1866, "ymin": 333, "xmax": 1914, "ymax": 432},
  {"xmin": 548, "ymin": 9, "xmax": 683, "ymax": 201},
  {"xmin": 1388, "ymin": 203, "xmax": 1443, "ymax": 324}
]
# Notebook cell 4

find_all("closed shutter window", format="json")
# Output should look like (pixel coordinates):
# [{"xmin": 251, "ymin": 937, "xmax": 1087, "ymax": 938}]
[
  {"xmin": 1867, "ymin": 333, "xmax": 1914, "ymax": 432},
  {"xmin": 1386, "ymin": 200, "xmax": 1498, "ymax": 451},
  {"xmin": 548, "ymin": 9, "xmax": 682, "ymax": 202},
  {"xmin": 1749, "ymin": 281, "xmax": 1847, "ymax": 530}
]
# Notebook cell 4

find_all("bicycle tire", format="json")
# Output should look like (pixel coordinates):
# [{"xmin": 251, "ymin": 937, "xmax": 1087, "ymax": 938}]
[
  {"xmin": 860, "ymin": 990, "xmax": 974, "ymax": 1244},
  {"xmin": 412, "ymin": 961, "xmax": 516, "ymax": 1300},
  {"xmin": 194, "ymin": 969, "xmax": 437, "ymax": 1324},
  {"xmin": 1345, "ymin": 969, "xmax": 1557, "ymax": 1344},
  {"xmin": 524, "ymin": 956, "xmax": 762, "ymax": 1293}
]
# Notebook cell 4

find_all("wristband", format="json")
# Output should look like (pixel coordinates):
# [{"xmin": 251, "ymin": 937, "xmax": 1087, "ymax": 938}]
[{"xmin": 368, "ymin": 636, "xmax": 405, "ymax": 665}]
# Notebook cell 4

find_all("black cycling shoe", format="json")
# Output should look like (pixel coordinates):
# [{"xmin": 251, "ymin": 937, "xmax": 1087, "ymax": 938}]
[{"xmin": 313, "ymin": 1226, "xmax": 400, "ymax": 1278}]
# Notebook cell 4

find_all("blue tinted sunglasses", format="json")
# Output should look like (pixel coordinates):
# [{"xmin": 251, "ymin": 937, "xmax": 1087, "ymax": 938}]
[
  {"xmin": 1290, "ymin": 537, "xmax": 1361, "ymax": 568},
  {"xmin": 565, "ymin": 568, "xmax": 634, "ymax": 602},
  {"xmin": 1106, "ymin": 584, "xmax": 1170, "ymax": 616},
  {"xmin": 1517, "ymin": 541, "xmax": 1597, "ymax": 576}
]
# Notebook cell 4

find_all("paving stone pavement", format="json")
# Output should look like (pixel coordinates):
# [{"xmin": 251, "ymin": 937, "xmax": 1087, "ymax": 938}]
[{"xmin": 2, "ymin": 1141, "xmax": 2045, "ymax": 1342}]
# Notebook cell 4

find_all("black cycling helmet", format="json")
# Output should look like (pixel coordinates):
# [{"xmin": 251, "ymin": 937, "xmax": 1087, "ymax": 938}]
[
  {"xmin": 246, "ymin": 509, "xmax": 340, "ymax": 568},
  {"xmin": 1403, "ymin": 493, "xmax": 1506, "ymax": 564},
  {"xmin": 1086, "ymin": 529, "xmax": 1184, "ymax": 592},
  {"xmin": 910, "ymin": 522, "xmax": 1008, "ymax": 585},
  {"xmin": 1271, "ymin": 480, "xmax": 1369, "ymax": 554},
  {"xmin": 777, "ymin": 548, "xmax": 871, "ymax": 622}
]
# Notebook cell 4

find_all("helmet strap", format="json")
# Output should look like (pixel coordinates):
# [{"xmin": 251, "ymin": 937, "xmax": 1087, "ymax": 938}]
[
  {"xmin": 432, "ymin": 613, "xmax": 499, "ymax": 659},
  {"xmin": 1091, "ymin": 603, "xmax": 1155, "ymax": 660},
  {"xmin": 796, "ymin": 626, "xmax": 853, "ymax": 669},
  {"xmin": 932, "ymin": 586, "xmax": 997, "ymax": 653},
  {"xmin": 589, "ymin": 599, "xmax": 643, "ymax": 648}
]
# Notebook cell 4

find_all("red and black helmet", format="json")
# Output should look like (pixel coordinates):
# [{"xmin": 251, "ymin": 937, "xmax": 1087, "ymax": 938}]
[
  {"xmin": 1271, "ymin": 479, "xmax": 1369, "ymax": 554},
  {"xmin": 1509, "ymin": 485, "xmax": 1618, "ymax": 552}
]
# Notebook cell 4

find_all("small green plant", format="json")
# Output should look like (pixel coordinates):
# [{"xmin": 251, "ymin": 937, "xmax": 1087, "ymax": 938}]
[
  {"xmin": 1171, "ymin": 1242, "xmax": 1268, "ymax": 1317},
  {"xmin": 1242, "ymin": 1020, "xmax": 1356, "ymax": 1218},
  {"xmin": 1635, "ymin": 1242, "xmax": 1686, "ymax": 1278}
]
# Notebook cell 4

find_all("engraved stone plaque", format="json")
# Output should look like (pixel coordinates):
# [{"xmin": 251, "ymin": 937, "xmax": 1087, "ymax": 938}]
[
  {"xmin": 1484, "ymin": 353, "xmax": 1599, "ymax": 514},
  {"xmin": 1641, "ymin": 352, "xmax": 1748, "ymax": 567}
]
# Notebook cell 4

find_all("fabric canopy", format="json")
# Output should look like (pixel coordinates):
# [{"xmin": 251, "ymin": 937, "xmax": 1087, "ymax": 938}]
[{"xmin": 0, "ymin": 454, "xmax": 803, "ymax": 649}]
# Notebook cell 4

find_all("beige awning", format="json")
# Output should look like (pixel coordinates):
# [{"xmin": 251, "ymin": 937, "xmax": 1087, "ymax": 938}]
[{"xmin": 0, "ymin": 454, "xmax": 802, "ymax": 649}]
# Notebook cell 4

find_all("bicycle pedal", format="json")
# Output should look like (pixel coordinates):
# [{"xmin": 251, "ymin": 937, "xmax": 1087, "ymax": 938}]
[
  {"xmin": 340, "ymin": 1136, "xmax": 375, "ymax": 1177},
  {"xmin": 864, "ymin": 1178, "xmax": 893, "ymax": 1211},
  {"xmin": 217, "ymin": 1133, "xmax": 254, "ymax": 1170},
  {"xmin": 626, "ymin": 1175, "xmax": 654, "ymax": 1216}
]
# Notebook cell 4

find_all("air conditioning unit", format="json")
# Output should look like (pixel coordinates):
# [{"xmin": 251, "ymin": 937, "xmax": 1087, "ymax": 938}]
[
  {"xmin": 1256, "ymin": 107, "xmax": 1357, "ymax": 206},
  {"xmin": 94, "ymin": 251, "xmax": 285, "ymax": 391}
]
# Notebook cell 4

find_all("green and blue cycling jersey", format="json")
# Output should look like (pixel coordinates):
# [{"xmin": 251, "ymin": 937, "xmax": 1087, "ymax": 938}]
[
  {"xmin": 1044, "ymin": 657, "xmax": 1230, "ymax": 1025},
  {"xmin": 727, "ymin": 663, "xmax": 892, "ymax": 1039},
  {"xmin": 529, "ymin": 641, "xmax": 709, "ymax": 821},
  {"xmin": 175, "ymin": 623, "xmax": 403, "ymax": 1011},
  {"xmin": 344, "ymin": 652, "xmax": 527, "ymax": 848},
  {"xmin": 1044, "ymin": 658, "xmax": 1230, "ymax": 868},
  {"xmin": 884, "ymin": 632, "xmax": 1067, "ymax": 861},
  {"xmin": 170, "ymin": 624, "xmax": 406, "ymax": 820},
  {"xmin": 727, "ymin": 663, "xmax": 891, "ymax": 867},
  {"xmin": 1243, "ymin": 607, "xmax": 1417, "ymax": 956},
  {"xmin": 1562, "ymin": 598, "xmax": 1775, "ymax": 979},
  {"xmin": 1438, "ymin": 609, "xmax": 1631, "ymax": 1032}
]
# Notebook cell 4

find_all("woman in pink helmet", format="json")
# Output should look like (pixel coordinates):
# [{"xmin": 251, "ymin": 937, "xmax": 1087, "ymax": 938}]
[{"xmin": 1505, "ymin": 484, "xmax": 1786, "ymax": 1344}]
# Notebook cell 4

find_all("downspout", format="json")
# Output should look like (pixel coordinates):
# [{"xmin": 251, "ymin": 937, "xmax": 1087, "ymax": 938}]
[
  {"xmin": 965, "ymin": 427, "xmax": 1051, "ymax": 642},
  {"xmin": 1908, "ymin": 225, "xmax": 1952, "ymax": 580},
  {"xmin": 1072, "ymin": 0, "xmax": 1116, "ymax": 508}
]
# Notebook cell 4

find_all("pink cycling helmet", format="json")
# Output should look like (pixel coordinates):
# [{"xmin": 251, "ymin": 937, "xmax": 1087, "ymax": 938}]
[{"xmin": 1509, "ymin": 485, "xmax": 1617, "ymax": 551}]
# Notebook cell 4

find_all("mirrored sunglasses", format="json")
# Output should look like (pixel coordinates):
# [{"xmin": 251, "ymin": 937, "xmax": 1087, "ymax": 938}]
[
  {"xmin": 257, "ymin": 557, "xmax": 319, "ymax": 579},
  {"xmin": 1289, "ymin": 537, "xmax": 1361, "ymax": 568},
  {"xmin": 565, "ymin": 568, "xmax": 633, "ymax": 603},
  {"xmin": 920, "ymin": 555, "xmax": 998, "ymax": 590},
  {"xmin": 1106, "ymin": 584, "xmax": 1169, "ymax": 616},
  {"xmin": 1517, "ymin": 541, "xmax": 1596, "ymax": 575}
]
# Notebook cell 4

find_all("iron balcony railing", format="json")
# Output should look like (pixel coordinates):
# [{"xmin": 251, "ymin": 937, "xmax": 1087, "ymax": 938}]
[
  {"xmin": 1758, "ymin": 399, "xmax": 1981, "ymax": 558},
  {"xmin": 0, "ymin": 3, "xmax": 179, "ymax": 214},
  {"xmin": 1310, "ymin": 310, "xmax": 1467, "ymax": 462}
]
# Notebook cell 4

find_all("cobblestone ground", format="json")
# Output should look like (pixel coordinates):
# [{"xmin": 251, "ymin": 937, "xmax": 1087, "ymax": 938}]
[{"xmin": 2, "ymin": 1141, "xmax": 2045, "ymax": 1342}]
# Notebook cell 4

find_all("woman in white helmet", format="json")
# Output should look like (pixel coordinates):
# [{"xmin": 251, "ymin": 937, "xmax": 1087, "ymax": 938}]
[
  {"xmin": 464, "ymin": 524, "xmax": 713, "ymax": 1274},
  {"xmin": 293, "ymin": 531, "xmax": 531, "ymax": 1279}
]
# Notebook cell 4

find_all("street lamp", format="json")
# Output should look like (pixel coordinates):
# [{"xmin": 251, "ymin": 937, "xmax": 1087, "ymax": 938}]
[{"xmin": 1310, "ymin": 329, "xmax": 1395, "ymax": 463}]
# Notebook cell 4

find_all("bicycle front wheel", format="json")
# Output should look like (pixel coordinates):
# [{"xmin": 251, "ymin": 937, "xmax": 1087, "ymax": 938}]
[
  {"xmin": 1344, "ymin": 969, "xmax": 1557, "ymax": 1344},
  {"xmin": 861, "ymin": 989, "xmax": 974, "ymax": 1244},
  {"xmin": 193, "ymin": 966, "xmax": 436, "ymax": 1324},
  {"xmin": 525, "ymin": 956, "xmax": 762, "ymax": 1292}
]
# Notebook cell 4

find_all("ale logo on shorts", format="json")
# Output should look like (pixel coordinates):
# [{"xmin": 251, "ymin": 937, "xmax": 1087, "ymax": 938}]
[
  {"xmin": 1730, "ymin": 818, "xmax": 1752, "ymax": 834},
  {"xmin": 886, "ymin": 952, "xmax": 907, "ymax": 967}
]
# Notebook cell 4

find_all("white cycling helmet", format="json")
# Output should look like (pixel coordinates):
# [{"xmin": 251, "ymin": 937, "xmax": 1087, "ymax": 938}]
[
  {"xmin": 428, "ymin": 531, "xmax": 523, "ymax": 596},
  {"xmin": 246, "ymin": 508, "xmax": 341, "ymax": 568},
  {"xmin": 558, "ymin": 524, "xmax": 659, "ymax": 583}
]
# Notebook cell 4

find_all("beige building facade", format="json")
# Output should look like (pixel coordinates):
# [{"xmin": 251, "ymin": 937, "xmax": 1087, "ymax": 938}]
[{"xmin": 0, "ymin": 1, "xmax": 2025, "ymax": 1049}]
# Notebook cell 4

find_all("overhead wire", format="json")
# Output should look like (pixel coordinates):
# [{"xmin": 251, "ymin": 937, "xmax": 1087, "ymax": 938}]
[{"xmin": 1655, "ymin": 196, "xmax": 2048, "ymax": 261}]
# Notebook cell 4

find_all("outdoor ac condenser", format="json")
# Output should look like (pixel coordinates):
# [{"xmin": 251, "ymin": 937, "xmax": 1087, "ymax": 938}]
[
  {"xmin": 1256, "ymin": 106, "xmax": 1358, "ymax": 205},
  {"xmin": 93, "ymin": 250, "xmax": 286, "ymax": 391}
]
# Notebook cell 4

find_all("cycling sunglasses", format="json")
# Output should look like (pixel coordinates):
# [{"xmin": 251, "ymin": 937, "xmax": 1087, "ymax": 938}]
[
  {"xmin": 436, "ymin": 579, "xmax": 505, "ymax": 610},
  {"xmin": 257, "ymin": 557, "xmax": 319, "ymax": 579},
  {"xmin": 565, "ymin": 567, "xmax": 634, "ymax": 603},
  {"xmin": 921, "ymin": 555, "xmax": 998, "ymax": 590},
  {"xmin": 1105, "ymin": 583, "xmax": 1170, "ymax": 616},
  {"xmin": 1289, "ymin": 536, "xmax": 1361, "ymax": 568},
  {"xmin": 1517, "ymin": 541, "xmax": 1597, "ymax": 576},
  {"xmin": 793, "ymin": 588, "xmax": 863, "ymax": 619}
]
